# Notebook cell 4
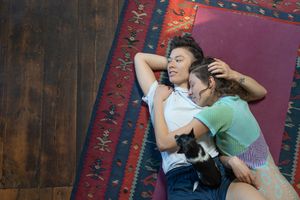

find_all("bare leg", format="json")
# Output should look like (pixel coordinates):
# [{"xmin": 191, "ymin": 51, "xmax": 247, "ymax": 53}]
[
  {"xmin": 226, "ymin": 181, "xmax": 266, "ymax": 200},
  {"xmin": 254, "ymin": 153, "xmax": 299, "ymax": 200}
]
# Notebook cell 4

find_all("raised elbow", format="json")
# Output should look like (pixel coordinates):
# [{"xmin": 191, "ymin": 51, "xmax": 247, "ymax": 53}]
[
  {"xmin": 257, "ymin": 87, "xmax": 267, "ymax": 100},
  {"xmin": 134, "ymin": 52, "xmax": 144, "ymax": 64},
  {"xmin": 262, "ymin": 88, "xmax": 267, "ymax": 97},
  {"xmin": 248, "ymin": 87, "xmax": 268, "ymax": 102},
  {"xmin": 134, "ymin": 52, "xmax": 145, "ymax": 70}
]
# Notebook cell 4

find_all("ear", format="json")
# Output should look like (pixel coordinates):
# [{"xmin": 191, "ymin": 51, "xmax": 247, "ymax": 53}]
[
  {"xmin": 208, "ymin": 76, "xmax": 215, "ymax": 89},
  {"xmin": 188, "ymin": 129, "xmax": 195, "ymax": 138}
]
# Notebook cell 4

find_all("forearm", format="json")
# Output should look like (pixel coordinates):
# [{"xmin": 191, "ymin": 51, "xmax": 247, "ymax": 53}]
[
  {"xmin": 134, "ymin": 53, "xmax": 168, "ymax": 95},
  {"xmin": 153, "ymin": 101, "xmax": 208, "ymax": 151},
  {"xmin": 220, "ymin": 154, "xmax": 258, "ymax": 188},
  {"xmin": 219, "ymin": 155, "xmax": 232, "ymax": 168},
  {"xmin": 153, "ymin": 100, "xmax": 177, "ymax": 152},
  {"xmin": 208, "ymin": 59, "xmax": 267, "ymax": 101},
  {"xmin": 134, "ymin": 53, "xmax": 168, "ymax": 71},
  {"xmin": 231, "ymin": 71, "xmax": 267, "ymax": 101}
]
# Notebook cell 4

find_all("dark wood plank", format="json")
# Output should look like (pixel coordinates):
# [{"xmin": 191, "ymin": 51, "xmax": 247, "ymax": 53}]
[
  {"xmin": 17, "ymin": 188, "xmax": 40, "ymax": 200},
  {"xmin": 0, "ymin": 0, "xmax": 11, "ymax": 185},
  {"xmin": 39, "ymin": 188, "xmax": 53, "ymax": 200},
  {"xmin": 0, "ymin": 189, "xmax": 18, "ymax": 200},
  {"xmin": 76, "ymin": 0, "xmax": 100, "ymax": 164},
  {"xmin": 0, "ymin": 187, "xmax": 70, "ymax": 200},
  {"xmin": 1, "ymin": 0, "xmax": 45, "ymax": 188},
  {"xmin": 40, "ymin": 0, "xmax": 78, "ymax": 187},
  {"xmin": 0, "ymin": 0, "xmax": 124, "ymax": 195},
  {"xmin": 53, "ymin": 187, "xmax": 72, "ymax": 200},
  {"xmin": 76, "ymin": 0, "xmax": 124, "ymax": 162}
]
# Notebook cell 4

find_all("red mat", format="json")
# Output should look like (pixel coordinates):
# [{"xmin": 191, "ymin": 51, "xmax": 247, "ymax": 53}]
[{"xmin": 192, "ymin": 6, "xmax": 300, "ymax": 163}]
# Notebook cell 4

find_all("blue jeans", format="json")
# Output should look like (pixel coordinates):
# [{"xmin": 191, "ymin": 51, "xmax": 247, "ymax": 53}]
[{"xmin": 166, "ymin": 157, "xmax": 234, "ymax": 200}]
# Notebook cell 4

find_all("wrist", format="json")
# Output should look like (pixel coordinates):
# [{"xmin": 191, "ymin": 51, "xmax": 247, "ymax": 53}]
[
  {"xmin": 233, "ymin": 72, "xmax": 247, "ymax": 85},
  {"xmin": 231, "ymin": 71, "xmax": 241, "ymax": 81},
  {"xmin": 227, "ymin": 156, "xmax": 238, "ymax": 168}
]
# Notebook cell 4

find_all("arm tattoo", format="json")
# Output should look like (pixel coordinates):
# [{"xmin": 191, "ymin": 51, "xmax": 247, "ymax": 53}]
[{"xmin": 239, "ymin": 77, "xmax": 246, "ymax": 85}]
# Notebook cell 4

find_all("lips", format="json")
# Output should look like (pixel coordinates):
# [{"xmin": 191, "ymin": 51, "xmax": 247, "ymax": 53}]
[{"xmin": 168, "ymin": 71, "xmax": 177, "ymax": 77}]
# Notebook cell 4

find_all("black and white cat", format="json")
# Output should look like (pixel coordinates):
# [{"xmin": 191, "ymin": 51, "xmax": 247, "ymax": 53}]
[{"xmin": 175, "ymin": 129, "xmax": 221, "ymax": 188}]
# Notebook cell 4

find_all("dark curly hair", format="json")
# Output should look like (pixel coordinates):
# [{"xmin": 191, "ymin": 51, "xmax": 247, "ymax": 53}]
[
  {"xmin": 189, "ymin": 57, "xmax": 248, "ymax": 99},
  {"xmin": 169, "ymin": 35, "xmax": 204, "ymax": 62}
]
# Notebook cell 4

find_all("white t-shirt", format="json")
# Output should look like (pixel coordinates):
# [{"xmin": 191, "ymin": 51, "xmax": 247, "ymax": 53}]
[{"xmin": 142, "ymin": 81, "xmax": 218, "ymax": 173}]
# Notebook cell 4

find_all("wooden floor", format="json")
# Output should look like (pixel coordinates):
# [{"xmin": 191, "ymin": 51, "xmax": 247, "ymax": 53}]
[{"xmin": 0, "ymin": 0, "xmax": 124, "ymax": 199}]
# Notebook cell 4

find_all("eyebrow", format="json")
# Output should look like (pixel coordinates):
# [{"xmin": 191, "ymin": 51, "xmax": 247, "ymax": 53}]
[{"xmin": 169, "ymin": 55, "xmax": 184, "ymax": 59}]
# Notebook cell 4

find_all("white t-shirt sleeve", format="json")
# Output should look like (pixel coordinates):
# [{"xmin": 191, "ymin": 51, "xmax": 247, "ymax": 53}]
[{"xmin": 142, "ymin": 81, "xmax": 158, "ymax": 120}]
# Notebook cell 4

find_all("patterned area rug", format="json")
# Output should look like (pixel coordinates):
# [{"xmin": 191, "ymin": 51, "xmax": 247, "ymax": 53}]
[{"xmin": 71, "ymin": 0, "xmax": 300, "ymax": 199}]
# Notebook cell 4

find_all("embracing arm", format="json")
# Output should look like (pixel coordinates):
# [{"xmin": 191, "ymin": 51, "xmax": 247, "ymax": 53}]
[
  {"xmin": 208, "ymin": 58, "xmax": 267, "ymax": 101},
  {"xmin": 134, "ymin": 53, "xmax": 168, "ymax": 95},
  {"xmin": 153, "ymin": 85, "xmax": 209, "ymax": 152},
  {"xmin": 220, "ymin": 155, "xmax": 259, "ymax": 189},
  {"xmin": 230, "ymin": 71, "xmax": 267, "ymax": 101}
]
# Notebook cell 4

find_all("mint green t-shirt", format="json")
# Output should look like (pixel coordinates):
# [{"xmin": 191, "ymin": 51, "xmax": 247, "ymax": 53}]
[{"xmin": 194, "ymin": 96, "xmax": 261, "ymax": 156}]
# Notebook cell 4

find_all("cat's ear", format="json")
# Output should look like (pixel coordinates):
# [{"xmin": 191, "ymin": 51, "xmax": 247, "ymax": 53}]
[
  {"xmin": 174, "ymin": 135, "xmax": 179, "ymax": 140},
  {"xmin": 189, "ymin": 129, "xmax": 195, "ymax": 138}
]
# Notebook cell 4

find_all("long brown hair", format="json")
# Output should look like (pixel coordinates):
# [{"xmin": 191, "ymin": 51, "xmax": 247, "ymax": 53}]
[{"xmin": 189, "ymin": 58, "xmax": 248, "ymax": 99}]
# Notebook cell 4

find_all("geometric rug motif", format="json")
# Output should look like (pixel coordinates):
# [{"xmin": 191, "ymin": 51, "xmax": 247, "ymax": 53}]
[{"xmin": 71, "ymin": 0, "xmax": 300, "ymax": 199}]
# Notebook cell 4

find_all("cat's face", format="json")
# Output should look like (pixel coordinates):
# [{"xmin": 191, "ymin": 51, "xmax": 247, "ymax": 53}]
[{"xmin": 175, "ymin": 129, "xmax": 196, "ymax": 154}]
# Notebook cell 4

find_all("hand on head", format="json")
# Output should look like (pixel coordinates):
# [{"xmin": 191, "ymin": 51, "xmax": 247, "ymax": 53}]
[{"xmin": 208, "ymin": 58, "xmax": 237, "ymax": 80}]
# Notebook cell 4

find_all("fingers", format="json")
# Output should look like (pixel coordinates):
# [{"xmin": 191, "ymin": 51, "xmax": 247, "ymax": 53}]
[
  {"xmin": 213, "ymin": 58, "xmax": 223, "ymax": 62},
  {"xmin": 208, "ymin": 61, "xmax": 222, "ymax": 70},
  {"xmin": 236, "ymin": 171, "xmax": 259, "ymax": 190},
  {"xmin": 209, "ymin": 67, "xmax": 225, "ymax": 75},
  {"xmin": 244, "ymin": 172, "xmax": 259, "ymax": 190},
  {"xmin": 208, "ymin": 61, "xmax": 228, "ymax": 73},
  {"xmin": 238, "ymin": 174, "xmax": 252, "ymax": 185},
  {"xmin": 251, "ymin": 174, "xmax": 260, "ymax": 190}
]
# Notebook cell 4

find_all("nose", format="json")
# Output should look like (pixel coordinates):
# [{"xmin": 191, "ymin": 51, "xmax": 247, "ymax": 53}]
[
  {"xmin": 167, "ymin": 58, "xmax": 175, "ymax": 69},
  {"xmin": 188, "ymin": 88, "xmax": 192, "ymax": 96}
]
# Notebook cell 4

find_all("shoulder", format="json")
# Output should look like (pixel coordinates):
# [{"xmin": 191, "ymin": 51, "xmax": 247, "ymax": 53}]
[
  {"xmin": 142, "ymin": 81, "xmax": 158, "ymax": 103},
  {"xmin": 204, "ymin": 100, "xmax": 233, "ymax": 114},
  {"xmin": 194, "ymin": 99, "xmax": 234, "ymax": 124}
]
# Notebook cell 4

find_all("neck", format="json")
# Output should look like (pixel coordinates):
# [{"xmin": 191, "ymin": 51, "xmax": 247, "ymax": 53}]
[
  {"xmin": 208, "ymin": 95, "xmax": 220, "ymax": 106},
  {"xmin": 174, "ymin": 82, "xmax": 188, "ymax": 89}
]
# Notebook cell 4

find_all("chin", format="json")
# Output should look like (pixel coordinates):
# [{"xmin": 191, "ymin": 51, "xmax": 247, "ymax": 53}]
[
  {"xmin": 169, "ymin": 77, "xmax": 177, "ymax": 83},
  {"xmin": 198, "ymin": 103, "xmax": 204, "ymax": 107},
  {"xmin": 173, "ymin": 81, "xmax": 187, "ymax": 87},
  {"xmin": 198, "ymin": 101, "xmax": 205, "ymax": 107}
]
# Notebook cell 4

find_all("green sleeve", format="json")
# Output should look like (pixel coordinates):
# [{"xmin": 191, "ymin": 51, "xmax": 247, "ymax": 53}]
[{"xmin": 194, "ymin": 104, "xmax": 233, "ymax": 136}]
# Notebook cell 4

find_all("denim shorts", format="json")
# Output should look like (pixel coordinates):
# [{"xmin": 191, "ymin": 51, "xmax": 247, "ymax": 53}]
[{"xmin": 166, "ymin": 157, "xmax": 234, "ymax": 200}]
